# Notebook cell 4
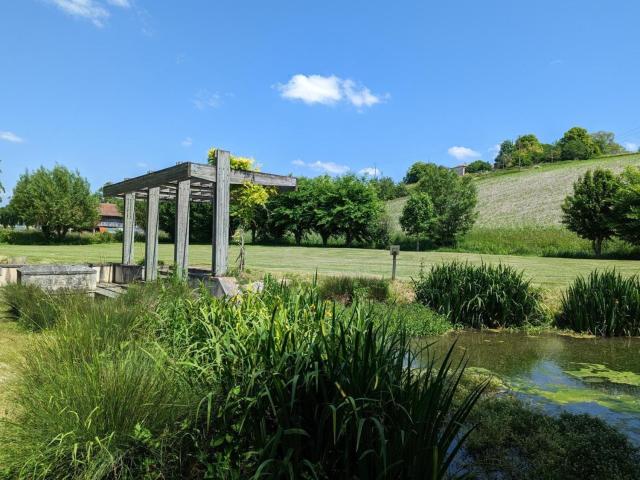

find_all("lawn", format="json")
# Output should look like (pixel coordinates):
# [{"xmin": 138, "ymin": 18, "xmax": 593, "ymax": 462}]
[
  {"xmin": 387, "ymin": 153, "xmax": 640, "ymax": 230},
  {"xmin": 1, "ymin": 243, "xmax": 639, "ymax": 289}
]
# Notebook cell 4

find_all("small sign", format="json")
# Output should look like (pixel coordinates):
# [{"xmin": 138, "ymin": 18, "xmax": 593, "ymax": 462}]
[{"xmin": 390, "ymin": 245, "xmax": 400, "ymax": 256}]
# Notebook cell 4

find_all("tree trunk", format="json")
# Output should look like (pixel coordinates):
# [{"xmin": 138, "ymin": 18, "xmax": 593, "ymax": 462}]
[
  {"xmin": 295, "ymin": 230, "xmax": 302, "ymax": 246},
  {"xmin": 593, "ymin": 238, "xmax": 603, "ymax": 257},
  {"xmin": 346, "ymin": 231, "xmax": 353, "ymax": 247},
  {"xmin": 321, "ymin": 233, "xmax": 329, "ymax": 247},
  {"xmin": 416, "ymin": 236, "xmax": 420, "ymax": 252}
]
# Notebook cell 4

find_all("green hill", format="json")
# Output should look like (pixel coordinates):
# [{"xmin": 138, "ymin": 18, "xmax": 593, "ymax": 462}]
[{"xmin": 387, "ymin": 153, "xmax": 640, "ymax": 232}]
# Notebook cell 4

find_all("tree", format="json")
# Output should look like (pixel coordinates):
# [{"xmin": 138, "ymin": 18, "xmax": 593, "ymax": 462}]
[
  {"xmin": 612, "ymin": 166, "xmax": 640, "ymax": 245},
  {"xmin": 415, "ymin": 164, "xmax": 478, "ymax": 246},
  {"xmin": 309, "ymin": 175, "xmax": 338, "ymax": 246},
  {"xmin": 403, "ymin": 161, "xmax": 430, "ymax": 184},
  {"xmin": 561, "ymin": 169, "xmax": 619, "ymax": 256},
  {"xmin": 264, "ymin": 177, "xmax": 315, "ymax": 245},
  {"xmin": 332, "ymin": 174, "xmax": 382, "ymax": 246},
  {"xmin": 400, "ymin": 192, "xmax": 435, "ymax": 251},
  {"xmin": 494, "ymin": 140, "xmax": 516, "ymax": 169},
  {"xmin": 369, "ymin": 176, "xmax": 406, "ymax": 200},
  {"xmin": 591, "ymin": 131, "xmax": 625, "ymax": 155},
  {"xmin": 0, "ymin": 204, "xmax": 20, "ymax": 228},
  {"xmin": 9, "ymin": 165, "xmax": 99, "ymax": 240},
  {"xmin": 512, "ymin": 134, "xmax": 544, "ymax": 167},
  {"xmin": 466, "ymin": 160, "xmax": 492, "ymax": 174},
  {"xmin": 558, "ymin": 127, "xmax": 600, "ymax": 160}
]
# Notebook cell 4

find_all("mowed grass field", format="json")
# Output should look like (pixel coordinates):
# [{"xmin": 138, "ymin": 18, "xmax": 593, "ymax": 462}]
[
  {"xmin": 1, "ymin": 243, "xmax": 639, "ymax": 289},
  {"xmin": 387, "ymin": 153, "xmax": 640, "ymax": 230}
]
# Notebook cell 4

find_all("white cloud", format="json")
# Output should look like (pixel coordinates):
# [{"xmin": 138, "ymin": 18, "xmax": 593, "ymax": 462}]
[
  {"xmin": 278, "ymin": 74, "xmax": 385, "ymax": 108},
  {"xmin": 0, "ymin": 131, "xmax": 24, "ymax": 143},
  {"xmin": 625, "ymin": 142, "xmax": 639, "ymax": 152},
  {"xmin": 488, "ymin": 144, "xmax": 501, "ymax": 156},
  {"xmin": 448, "ymin": 146, "xmax": 480, "ymax": 161},
  {"xmin": 291, "ymin": 159, "xmax": 350, "ymax": 175},
  {"xmin": 359, "ymin": 167, "xmax": 381, "ymax": 176},
  {"xmin": 192, "ymin": 90, "xmax": 222, "ymax": 109},
  {"xmin": 181, "ymin": 137, "xmax": 193, "ymax": 147},
  {"xmin": 47, "ymin": 0, "xmax": 130, "ymax": 27}
]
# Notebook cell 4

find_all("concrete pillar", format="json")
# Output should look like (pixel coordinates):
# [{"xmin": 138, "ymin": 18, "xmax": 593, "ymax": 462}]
[
  {"xmin": 145, "ymin": 187, "xmax": 160, "ymax": 281},
  {"xmin": 174, "ymin": 180, "xmax": 190, "ymax": 277},
  {"xmin": 122, "ymin": 192, "xmax": 136, "ymax": 265},
  {"xmin": 212, "ymin": 150, "xmax": 230, "ymax": 276}
]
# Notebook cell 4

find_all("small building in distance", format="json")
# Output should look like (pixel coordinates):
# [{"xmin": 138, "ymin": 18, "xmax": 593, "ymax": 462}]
[
  {"xmin": 97, "ymin": 203, "xmax": 123, "ymax": 232},
  {"xmin": 452, "ymin": 164, "xmax": 467, "ymax": 176}
]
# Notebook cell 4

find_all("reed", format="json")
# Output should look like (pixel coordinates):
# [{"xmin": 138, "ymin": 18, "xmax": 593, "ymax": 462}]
[
  {"xmin": 558, "ymin": 269, "xmax": 640, "ymax": 336},
  {"xmin": 413, "ymin": 262, "xmax": 546, "ymax": 328}
]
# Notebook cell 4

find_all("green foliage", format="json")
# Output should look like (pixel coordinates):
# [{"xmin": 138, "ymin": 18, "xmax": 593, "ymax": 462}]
[
  {"xmin": 0, "ymin": 204, "xmax": 21, "ymax": 228},
  {"xmin": 613, "ymin": 166, "xmax": 640, "ymax": 245},
  {"xmin": 0, "ymin": 228, "xmax": 121, "ymax": 245},
  {"xmin": 466, "ymin": 397, "xmax": 640, "ymax": 480},
  {"xmin": 591, "ymin": 131, "xmax": 625, "ymax": 155},
  {"xmin": 333, "ymin": 174, "xmax": 383, "ymax": 246},
  {"xmin": 369, "ymin": 176, "xmax": 407, "ymax": 200},
  {"xmin": 561, "ymin": 168, "xmax": 620, "ymax": 255},
  {"xmin": 466, "ymin": 160, "xmax": 492, "ymax": 173},
  {"xmin": 0, "ymin": 284, "xmax": 194, "ymax": 478},
  {"xmin": 494, "ymin": 139, "xmax": 516, "ymax": 169},
  {"xmin": 512, "ymin": 134, "xmax": 544, "ymax": 167},
  {"xmin": 8, "ymin": 165, "xmax": 99, "ymax": 240},
  {"xmin": 415, "ymin": 164, "xmax": 478, "ymax": 246},
  {"xmin": 559, "ymin": 126, "xmax": 600, "ymax": 160},
  {"xmin": 557, "ymin": 269, "xmax": 640, "ymax": 336},
  {"xmin": 414, "ymin": 262, "xmax": 545, "ymax": 328},
  {"xmin": 368, "ymin": 301, "xmax": 453, "ymax": 336},
  {"xmin": 403, "ymin": 161, "xmax": 431, "ymax": 183},
  {"xmin": 400, "ymin": 191, "xmax": 435, "ymax": 250},
  {"xmin": 318, "ymin": 275, "xmax": 390, "ymax": 303}
]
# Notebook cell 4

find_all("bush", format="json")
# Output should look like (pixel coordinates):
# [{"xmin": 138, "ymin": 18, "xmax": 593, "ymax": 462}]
[
  {"xmin": 414, "ymin": 262, "xmax": 545, "ymax": 328},
  {"xmin": 466, "ymin": 397, "xmax": 640, "ymax": 479},
  {"xmin": 557, "ymin": 270, "xmax": 640, "ymax": 336},
  {"xmin": 368, "ymin": 301, "xmax": 453, "ymax": 336},
  {"xmin": 466, "ymin": 160, "xmax": 492, "ymax": 174},
  {"xmin": 318, "ymin": 275, "xmax": 390, "ymax": 303}
]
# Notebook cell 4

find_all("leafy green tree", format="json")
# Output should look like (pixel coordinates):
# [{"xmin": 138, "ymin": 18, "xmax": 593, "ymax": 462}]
[
  {"xmin": 400, "ymin": 192, "xmax": 435, "ymax": 250},
  {"xmin": 309, "ymin": 175, "xmax": 338, "ymax": 246},
  {"xmin": 591, "ymin": 131, "xmax": 625, "ymax": 155},
  {"xmin": 9, "ymin": 165, "xmax": 99, "ymax": 240},
  {"xmin": 264, "ymin": 177, "xmax": 315, "ymax": 245},
  {"xmin": 561, "ymin": 169, "xmax": 619, "ymax": 256},
  {"xmin": 612, "ymin": 166, "xmax": 640, "ymax": 245},
  {"xmin": 0, "ymin": 204, "xmax": 20, "ymax": 228},
  {"xmin": 369, "ymin": 176, "xmax": 406, "ymax": 200},
  {"xmin": 403, "ymin": 161, "xmax": 430, "ymax": 184},
  {"xmin": 332, "ymin": 174, "xmax": 382, "ymax": 246},
  {"xmin": 415, "ymin": 164, "xmax": 478, "ymax": 246},
  {"xmin": 466, "ymin": 160, "xmax": 492, "ymax": 174},
  {"xmin": 512, "ymin": 134, "xmax": 544, "ymax": 166},
  {"xmin": 558, "ymin": 127, "xmax": 600, "ymax": 160},
  {"xmin": 494, "ymin": 140, "xmax": 516, "ymax": 169}
]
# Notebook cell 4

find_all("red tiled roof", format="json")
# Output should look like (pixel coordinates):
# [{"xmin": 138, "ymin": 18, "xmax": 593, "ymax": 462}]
[{"xmin": 99, "ymin": 203, "xmax": 122, "ymax": 218}]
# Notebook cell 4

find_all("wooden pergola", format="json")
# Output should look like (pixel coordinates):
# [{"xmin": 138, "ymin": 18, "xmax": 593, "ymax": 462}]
[{"xmin": 102, "ymin": 150, "xmax": 296, "ymax": 280}]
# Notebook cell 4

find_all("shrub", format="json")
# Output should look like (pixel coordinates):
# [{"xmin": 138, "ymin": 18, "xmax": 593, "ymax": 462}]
[
  {"xmin": 318, "ymin": 275, "xmax": 390, "ymax": 303},
  {"xmin": 557, "ymin": 270, "xmax": 640, "ymax": 336},
  {"xmin": 359, "ymin": 301, "xmax": 453, "ymax": 336},
  {"xmin": 466, "ymin": 160, "xmax": 492, "ymax": 174},
  {"xmin": 414, "ymin": 262, "xmax": 545, "ymax": 328},
  {"xmin": 465, "ymin": 397, "xmax": 640, "ymax": 479}
]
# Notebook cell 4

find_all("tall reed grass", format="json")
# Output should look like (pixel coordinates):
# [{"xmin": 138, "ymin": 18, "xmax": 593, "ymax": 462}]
[
  {"xmin": 557, "ymin": 270, "xmax": 640, "ymax": 336},
  {"xmin": 414, "ymin": 262, "xmax": 546, "ymax": 328}
]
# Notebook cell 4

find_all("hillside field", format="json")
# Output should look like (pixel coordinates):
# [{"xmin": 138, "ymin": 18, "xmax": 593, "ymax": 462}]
[
  {"xmin": 1, "ymin": 242, "xmax": 640, "ymax": 289},
  {"xmin": 387, "ymin": 153, "xmax": 640, "ymax": 231}
]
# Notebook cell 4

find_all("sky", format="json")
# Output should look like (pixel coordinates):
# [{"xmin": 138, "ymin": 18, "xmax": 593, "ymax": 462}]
[{"xmin": 1, "ymin": 0, "xmax": 640, "ymax": 201}]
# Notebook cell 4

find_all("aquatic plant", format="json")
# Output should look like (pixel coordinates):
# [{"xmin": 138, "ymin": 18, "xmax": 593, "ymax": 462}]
[
  {"xmin": 413, "ymin": 262, "xmax": 546, "ymax": 328},
  {"xmin": 558, "ymin": 269, "xmax": 640, "ymax": 336},
  {"xmin": 318, "ymin": 275, "xmax": 390, "ymax": 303}
]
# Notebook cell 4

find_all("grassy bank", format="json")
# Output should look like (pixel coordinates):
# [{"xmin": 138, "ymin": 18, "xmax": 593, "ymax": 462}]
[
  {"xmin": 0, "ymin": 301, "xmax": 31, "ymax": 421},
  {"xmin": 2, "ymin": 242, "xmax": 640, "ymax": 289}
]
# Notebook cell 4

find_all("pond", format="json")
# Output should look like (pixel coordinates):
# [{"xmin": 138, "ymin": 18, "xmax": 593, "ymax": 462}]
[{"xmin": 420, "ymin": 331, "xmax": 640, "ymax": 443}]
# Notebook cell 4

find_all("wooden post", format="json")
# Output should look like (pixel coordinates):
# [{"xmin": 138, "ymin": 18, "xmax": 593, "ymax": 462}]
[
  {"xmin": 212, "ymin": 150, "xmax": 231, "ymax": 276},
  {"xmin": 122, "ymin": 192, "xmax": 136, "ymax": 265},
  {"xmin": 390, "ymin": 245, "xmax": 400, "ymax": 281},
  {"xmin": 145, "ymin": 187, "xmax": 160, "ymax": 281},
  {"xmin": 174, "ymin": 180, "xmax": 190, "ymax": 277}
]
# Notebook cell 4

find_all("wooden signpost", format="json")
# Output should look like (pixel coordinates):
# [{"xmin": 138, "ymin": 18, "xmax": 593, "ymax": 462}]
[{"xmin": 390, "ymin": 245, "xmax": 400, "ymax": 280}]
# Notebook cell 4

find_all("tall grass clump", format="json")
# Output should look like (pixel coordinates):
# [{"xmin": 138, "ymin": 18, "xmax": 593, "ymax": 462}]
[
  {"xmin": 414, "ymin": 262, "xmax": 546, "ymax": 328},
  {"xmin": 318, "ymin": 275, "xmax": 390, "ymax": 303},
  {"xmin": 0, "ymin": 283, "xmax": 195, "ymax": 479},
  {"xmin": 557, "ymin": 269, "xmax": 640, "ymax": 336},
  {"xmin": 150, "ymin": 277, "xmax": 484, "ymax": 478},
  {"xmin": 3, "ymin": 283, "xmax": 92, "ymax": 331}
]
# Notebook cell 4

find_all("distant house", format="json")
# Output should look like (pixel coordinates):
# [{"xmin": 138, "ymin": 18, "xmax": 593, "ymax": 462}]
[
  {"xmin": 97, "ymin": 203, "xmax": 123, "ymax": 232},
  {"xmin": 452, "ymin": 164, "xmax": 467, "ymax": 176}
]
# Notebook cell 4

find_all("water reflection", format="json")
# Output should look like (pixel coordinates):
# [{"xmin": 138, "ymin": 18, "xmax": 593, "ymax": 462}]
[{"xmin": 417, "ymin": 331, "xmax": 640, "ymax": 442}]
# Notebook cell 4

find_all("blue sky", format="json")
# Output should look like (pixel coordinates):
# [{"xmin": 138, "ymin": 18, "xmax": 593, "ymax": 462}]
[{"xmin": 2, "ymin": 0, "xmax": 640, "ymax": 200}]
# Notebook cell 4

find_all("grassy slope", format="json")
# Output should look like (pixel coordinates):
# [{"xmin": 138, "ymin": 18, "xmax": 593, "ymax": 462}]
[
  {"xmin": 387, "ymin": 153, "xmax": 640, "ymax": 230},
  {"xmin": 0, "ymin": 300, "xmax": 30, "ymax": 420},
  {"xmin": 1, "ymin": 242, "xmax": 639, "ymax": 289}
]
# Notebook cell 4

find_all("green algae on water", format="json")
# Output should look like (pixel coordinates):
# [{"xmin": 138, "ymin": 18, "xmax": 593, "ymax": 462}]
[{"xmin": 566, "ymin": 363, "xmax": 640, "ymax": 388}]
